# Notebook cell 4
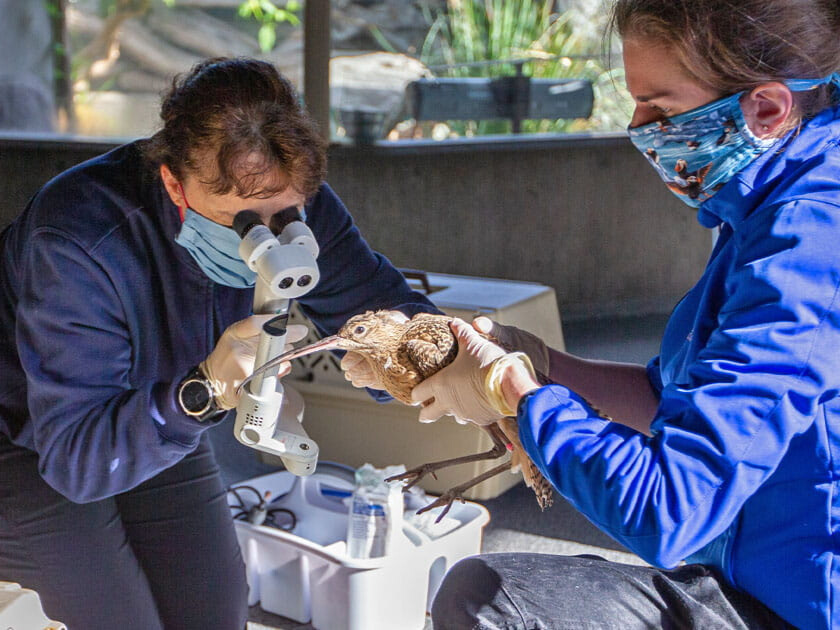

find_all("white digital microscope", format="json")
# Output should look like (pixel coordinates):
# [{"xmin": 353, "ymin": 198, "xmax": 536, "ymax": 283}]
[{"xmin": 232, "ymin": 209, "xmax": 320, "ymax": 476}]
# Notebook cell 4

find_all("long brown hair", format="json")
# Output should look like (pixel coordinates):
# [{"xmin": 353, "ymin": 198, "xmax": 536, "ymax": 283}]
[
  {"xmin": 143, "ymin": 57, "xmax": 326, "ymax": 199},
  {"xmin": 608, "ymin": 0, "xmax": 840, "ymax": 124}
]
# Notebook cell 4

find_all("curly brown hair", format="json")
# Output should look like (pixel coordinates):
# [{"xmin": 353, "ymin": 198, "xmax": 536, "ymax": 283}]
[
  {"xmin": 143, "ymin": 57, "xmax": 327, "ymax": 199},
  {"xmin": 608, "ymin": 0, "xmax": 840, "ymax": 126}
]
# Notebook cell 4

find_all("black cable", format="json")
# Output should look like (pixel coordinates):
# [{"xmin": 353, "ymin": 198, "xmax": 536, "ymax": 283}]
[
  {"xmin": 228, "ymin": 491, "xmax": 246, "ymax": 512},
  {"xmin": 264, "ymin": 507, "xmax": 297, "ymax": 531},
  {"xmin": 229, "ymin": 484, "xmax": 264, "ymax": 505},
  {"xmin": 227, "ymin": 484, "xmax": 297, "ymax": 531},
  {"xmin": 228, "ymin": 486, "xmax": 264, "ymax": 521}
]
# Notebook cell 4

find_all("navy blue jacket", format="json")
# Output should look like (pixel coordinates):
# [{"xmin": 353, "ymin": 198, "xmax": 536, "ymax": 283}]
[
  {"xmin": 0, "ymin": 141, "xmax": 435, "ymax": 503},
  {"xmin": 520, "ymin": 105, "xmax": 840, "ymax": 629}
]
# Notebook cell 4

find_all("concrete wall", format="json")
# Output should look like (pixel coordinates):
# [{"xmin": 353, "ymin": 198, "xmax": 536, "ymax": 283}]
[{"xmin": 0, "ymin": 133, "xmax": 710, "ymax": 319}]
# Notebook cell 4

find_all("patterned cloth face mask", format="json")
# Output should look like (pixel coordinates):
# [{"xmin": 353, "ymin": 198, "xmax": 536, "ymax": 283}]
[
  {"xmin": 173, "ymin": 185, "xmax": 258, "ymax": 288},
  {"xmin": 628, "ymin": 73, "xmax": 840, "ymax": 208}
]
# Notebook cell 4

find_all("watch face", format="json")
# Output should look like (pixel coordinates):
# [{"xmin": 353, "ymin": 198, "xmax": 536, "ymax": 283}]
[{"xmin": 180, "ymin": 379, "xmax": 212, "ymax": 415}]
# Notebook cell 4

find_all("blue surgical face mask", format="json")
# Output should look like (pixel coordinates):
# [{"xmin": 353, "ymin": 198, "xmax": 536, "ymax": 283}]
[
  {"xmin": 175, "ymin": 208, "xmax": 257, "ymax": 288},
  {"xmin": 628, "ymin": 73, "xmax": 840, "ymax": 208}
]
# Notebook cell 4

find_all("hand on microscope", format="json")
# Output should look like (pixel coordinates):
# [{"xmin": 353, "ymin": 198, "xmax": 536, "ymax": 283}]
[{"xmin": 200, "ymin": 315, "xmax": 309, "ymax": 409}]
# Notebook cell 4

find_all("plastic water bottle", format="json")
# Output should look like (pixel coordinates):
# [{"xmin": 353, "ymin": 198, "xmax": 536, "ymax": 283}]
[{"xmin": 346, "ymin": 464, "xmax": 406, "ymax": 559}]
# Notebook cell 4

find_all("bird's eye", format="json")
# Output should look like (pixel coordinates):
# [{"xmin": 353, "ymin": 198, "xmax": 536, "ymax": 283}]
[{"xmin": 354, "ymin": 325, "xmax": 366, "ymax": 335}]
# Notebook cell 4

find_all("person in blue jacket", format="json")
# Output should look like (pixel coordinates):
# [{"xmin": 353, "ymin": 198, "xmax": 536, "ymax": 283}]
[
  {"xmin": 0, "ymin": 57, "xmax": 435, "ymax": 629},
  {"xmin": 415, "ymin": 1, "xmax": 840, "ymax": 628}
]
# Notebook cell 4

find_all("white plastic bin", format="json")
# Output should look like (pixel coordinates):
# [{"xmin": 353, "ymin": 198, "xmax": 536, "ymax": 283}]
[
  {"xmin": 228, "ymin": 467, "xmax": 490, "ymax": 630},
  {"xmin": 0, "ymin": 582, "xmax": 66, "ymax": 630}
]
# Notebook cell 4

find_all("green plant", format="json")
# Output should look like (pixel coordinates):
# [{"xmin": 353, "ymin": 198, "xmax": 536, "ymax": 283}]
[
  {"xmin": 237, "ymin": 0, "xmax": 301, "ymax": 52},
  {"xmin": 419, "ymin": 0, "xmax": 630, "ymax": 136},
  {"xmin": 90, "ymin": 1, "xmax": 301, "ymax": 53}
]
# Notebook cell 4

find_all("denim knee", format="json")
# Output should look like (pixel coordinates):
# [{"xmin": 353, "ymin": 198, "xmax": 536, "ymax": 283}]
[{"xmin": 432, "ymin": 556, "xmax": 514, "ymax": 629}]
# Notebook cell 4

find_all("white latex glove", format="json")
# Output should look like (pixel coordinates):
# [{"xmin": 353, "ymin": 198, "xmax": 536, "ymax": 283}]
[
  {"xmin": 472, "ymin": 316, "xmax": 550, "ymax": 378},
  {"xmin": 200, "ymin": 315, "xmax": 309, "ymax": 410},
  {"xmin": 340, "ymin": 352, "xmax": 380, "ymax": 388},
  {"xmin": 340, "ymin": 312, "xmax": 408, "ymax": 390},
  {"xmin": 411, "ymin": 318, "xmax": 508, "ymax": 426}
]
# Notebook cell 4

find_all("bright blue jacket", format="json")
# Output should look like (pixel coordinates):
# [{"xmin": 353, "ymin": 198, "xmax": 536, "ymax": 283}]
[
  {"xmin": 0, "ymin": 141, "xmax": 435, "ymax": 504},
  {"xmin": 520, "ymin": 105, "xmax": 840, "ymax": 630}
]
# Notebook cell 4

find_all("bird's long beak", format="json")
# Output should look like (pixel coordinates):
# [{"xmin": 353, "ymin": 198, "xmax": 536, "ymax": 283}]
[
  {"xmin": 237, "ymin": 334, "xmax": 365, "ymax": 394},
  {"xmin": 271, "ymin": 334, "xmax": 347, "ymax": 363}
]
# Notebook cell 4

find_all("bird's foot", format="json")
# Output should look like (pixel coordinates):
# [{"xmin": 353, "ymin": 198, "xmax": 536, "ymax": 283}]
[
  {"xmin": 386, "ymin": 442, "xmax": 509, "ymax": 493},
  {"xmin": 385, "ymin": 464, "xmax": 439, "ymax": 491},
  {"xmin": 413, "ymin": 460, "xmax": 513, "ymax": 522},
  {"xmin": 415, "ymin": 490, "xmax": 467, "ymax": 522}
]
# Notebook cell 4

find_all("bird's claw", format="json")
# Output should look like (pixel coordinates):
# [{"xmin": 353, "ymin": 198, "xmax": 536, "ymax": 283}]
[
  {"xmin": 385, "ymin": 472, "xmax": 421, "ymax": 492},
  {"xmin": 386, "ymin": 465, "xmax": 439, "ymax": 491},
  {"xmin": 415, "ymin": 491, "xmax": 466, "ymax": 522}
]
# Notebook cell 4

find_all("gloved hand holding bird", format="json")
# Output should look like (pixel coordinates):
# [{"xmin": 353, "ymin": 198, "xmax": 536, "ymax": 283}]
[{"xmin": 239, "ymin": 310, "xmax": 556, "ymax": 518}]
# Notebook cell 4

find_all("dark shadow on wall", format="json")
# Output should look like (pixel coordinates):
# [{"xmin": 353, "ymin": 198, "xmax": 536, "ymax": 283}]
[
  {"xmin": 0, "ymin": 74, "xmax": 55, "ymax": 132},
  {"xmin": 0, "ymin": 1, "xmax": 56, "ymax": 133}
]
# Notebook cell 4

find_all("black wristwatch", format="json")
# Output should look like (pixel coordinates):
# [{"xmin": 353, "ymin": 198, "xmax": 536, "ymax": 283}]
[{"xmin": 177, "ymin": 365, "xmax": 223, "ymax": 422}]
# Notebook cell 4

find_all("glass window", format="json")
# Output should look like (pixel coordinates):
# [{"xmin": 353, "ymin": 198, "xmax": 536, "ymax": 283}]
[
  {"xmin": 0, "ymin": 0, "xmax": 305, "ymax": 139},
  {"xmin": 0, "ymin": 1, "xmax": 630, "ymax": 142},
  {"xmin": 69, "ymin": 0, "xmax": 307, "ymax": 139},
  {"xmin": 329, "ymin": 0, "xmax": 632, "ymax": 142}
]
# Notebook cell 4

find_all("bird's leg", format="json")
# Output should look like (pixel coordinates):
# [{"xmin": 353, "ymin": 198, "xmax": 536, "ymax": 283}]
[
  {"xmin": 417, "ymin": 460, "xmax": 513, "ymax": 522},
  {"xmin": 386, "ymin": 424, "xmax": 509, "ymax": 491}
]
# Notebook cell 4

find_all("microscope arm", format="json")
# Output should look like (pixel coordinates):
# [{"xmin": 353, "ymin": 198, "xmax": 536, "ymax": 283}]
[{"xmin": 232, "ymin": 210, "xmax": 321, "ymax": 476}]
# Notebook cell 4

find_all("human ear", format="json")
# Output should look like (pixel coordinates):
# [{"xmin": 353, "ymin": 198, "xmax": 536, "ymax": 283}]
[
  {"xmin": 159, "ymin": 164, "xmax": 186, "ymax": 208},
  {"xmin": 741, "ymin": 82, "xmax": 793, "ymax": 137}
]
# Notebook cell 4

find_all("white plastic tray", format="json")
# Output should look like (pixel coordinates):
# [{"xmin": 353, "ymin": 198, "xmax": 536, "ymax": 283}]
[{"xmin": 228, "ymin": 466, "xmax": 489, "ymax": 630}]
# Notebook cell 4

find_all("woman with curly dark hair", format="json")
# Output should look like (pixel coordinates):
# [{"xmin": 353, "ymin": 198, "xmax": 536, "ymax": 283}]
[{"xmin": 0, "ymin": 57, "xmax": 435, "ymax": 629}]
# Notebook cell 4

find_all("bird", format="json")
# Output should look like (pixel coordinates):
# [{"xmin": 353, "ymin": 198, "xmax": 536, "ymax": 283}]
[{"xmin": 240, "ymin": 310, "xmax": 555, "ymax": 518}]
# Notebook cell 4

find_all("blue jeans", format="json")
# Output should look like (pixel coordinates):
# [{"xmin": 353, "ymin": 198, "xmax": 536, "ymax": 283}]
[
  {"xmin": 431, "ymin": 553, "xmax": 794, "ymax": 630},
  {"xmin": 0, "ymin": 433, "xmax": 248, "ymax": 630}
]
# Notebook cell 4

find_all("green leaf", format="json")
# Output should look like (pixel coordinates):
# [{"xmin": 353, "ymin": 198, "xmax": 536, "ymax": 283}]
[
  {"xmin": 258, "ymin": 23, "xmax": 277, "ymax": 52},
  {"xmin": 281, "ymin": 11, "xmax": 301, "ymax": 26},
  {"xmin": 238, "ymin": 0, "xmax": 255, "ymax": 18}
]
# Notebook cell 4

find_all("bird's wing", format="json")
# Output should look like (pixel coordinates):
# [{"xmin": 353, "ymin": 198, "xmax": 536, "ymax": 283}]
[
  {"xmin": 401, "ymin": 316, "xmax": 457, "ymax": 379},
  {"xmin": 410, "ymin": 313, "xmax": 453, "ymax": 325},
  {"xmin": 404, "ymin": 338, "xmax": 452, "ymax": 379}
]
